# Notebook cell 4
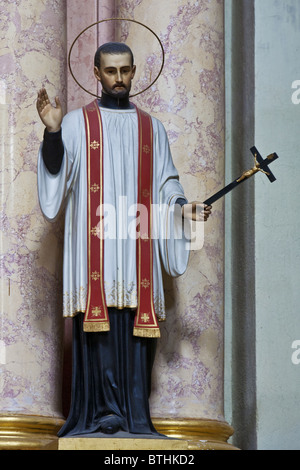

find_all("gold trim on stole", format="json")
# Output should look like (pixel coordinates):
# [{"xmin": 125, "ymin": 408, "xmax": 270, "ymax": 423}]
[
  {"xmin": 133, "ymin": 107, "xmax": 160, "ymax": 338},
  {"xmin": 82, "ymin": 101, "xmax": 160, "ymax": 337},
  {"xmin": 83, "ymin": 100, "xmax": 109, "ymax": 333}
]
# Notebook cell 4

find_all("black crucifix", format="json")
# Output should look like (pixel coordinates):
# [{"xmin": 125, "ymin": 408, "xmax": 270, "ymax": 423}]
[{"xmin": 203, "ymin": 146, "xmax": 279, "ymax": 207}]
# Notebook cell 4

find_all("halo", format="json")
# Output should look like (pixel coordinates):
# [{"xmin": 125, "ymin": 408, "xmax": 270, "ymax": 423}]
[{"xmin": 68, "ymin": 17, "xmax": 165, "ymax": 99}]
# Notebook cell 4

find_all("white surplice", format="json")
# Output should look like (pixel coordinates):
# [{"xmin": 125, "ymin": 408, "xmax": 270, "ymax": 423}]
[{"xmin": 37, "ymin": 105, "xmax": 190, "ymax": 321}]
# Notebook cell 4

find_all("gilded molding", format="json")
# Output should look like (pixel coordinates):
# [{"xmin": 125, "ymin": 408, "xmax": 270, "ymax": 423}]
[
  {"xmin": 152, "ymin": 418, "xmax": 239, "ymax": 451},
  {"xmin": 0, "ymin": 415, "xmax": 65, "ymax": 450},
  {"xmin": 0, "ymin": 415, "xmax": 237, "ymax": 450}
]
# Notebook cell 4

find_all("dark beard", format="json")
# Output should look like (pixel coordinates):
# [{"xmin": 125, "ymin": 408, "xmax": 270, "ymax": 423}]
[
  {"xmin": 111, "ymin": 86, "xmax": 130, "ymax": 98},
  {"xmin": 102, "ymin": 81, "xmax": 131, "ymax": 98},
  {"xmin": 99, "ymin": 90, "xmax": 133, "ymax": 110}
]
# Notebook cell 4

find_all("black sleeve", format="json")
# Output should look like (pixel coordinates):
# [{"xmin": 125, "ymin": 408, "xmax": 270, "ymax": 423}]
[
  {"xmin": 176, "ymin": 198, "xmax": 187, "ymax": 207},
  {"xmin": 42, "ymin": 128, "xmax": 64, "ymax": 175}
]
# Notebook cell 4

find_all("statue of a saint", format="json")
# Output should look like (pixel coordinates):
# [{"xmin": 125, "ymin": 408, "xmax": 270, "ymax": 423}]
[{"xmin": 36, "ymin": 42, "xmax": 211, "ymax": 437}]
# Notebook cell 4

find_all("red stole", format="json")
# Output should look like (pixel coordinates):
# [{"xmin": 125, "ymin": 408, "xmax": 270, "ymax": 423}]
[{"xmin": 82, "ymin": 100, "xmax": 160, "ymax": 338}]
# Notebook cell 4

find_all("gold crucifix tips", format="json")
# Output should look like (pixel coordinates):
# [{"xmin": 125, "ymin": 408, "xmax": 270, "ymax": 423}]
[{"xmin": 236, "ymin": 153, "xmax": 270, "ymax": 183}]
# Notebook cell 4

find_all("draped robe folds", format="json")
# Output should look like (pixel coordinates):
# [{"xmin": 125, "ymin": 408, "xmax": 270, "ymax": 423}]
[
  {"xmin": 37, "ymin": 103, "xmax": 190, "ymax": 436},
  {"xmin": 38, "ymin": 105, "xmax": 190, "ymax": 322}
]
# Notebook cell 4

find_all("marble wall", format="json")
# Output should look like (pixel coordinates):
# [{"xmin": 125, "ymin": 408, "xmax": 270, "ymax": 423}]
[
  {"xmin": 67, "ymin": 0, "xmax": 116, "ymax": 111},
  {"xmin": 65, "ymin": 0, "xmax": 225, "ymax": 422},
  {"xmin": 0, "ymin": 0, "xmax": 66, "ymax": 418},
  {"xmin": 115, "ymin": 0, "xmax": 225, "ymax": 421},
  {"xmin": 0, "ymin": 0, "xmax": 225, "ymax": 428}
]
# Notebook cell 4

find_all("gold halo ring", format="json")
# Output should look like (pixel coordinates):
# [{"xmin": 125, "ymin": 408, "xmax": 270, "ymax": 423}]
[{"xmin": 68, "ymin": 17, "xmax": 165, "ymax": 98}]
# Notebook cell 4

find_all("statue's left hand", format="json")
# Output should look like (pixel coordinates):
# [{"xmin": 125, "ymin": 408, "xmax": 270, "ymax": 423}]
[{"xmin": 182, "ymin": 202, "xmax": 212, "ymax": 222}]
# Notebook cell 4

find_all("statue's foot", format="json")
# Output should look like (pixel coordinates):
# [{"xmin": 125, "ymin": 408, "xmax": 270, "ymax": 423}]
[{"xmin": 98, "ymin": 414, "xmax": 121, "ymax": 434}]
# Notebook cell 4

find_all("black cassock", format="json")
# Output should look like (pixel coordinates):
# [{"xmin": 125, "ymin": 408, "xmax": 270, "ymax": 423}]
[{"xmin": 58, "ymin": 308, "xmax": 159, "ymax": 437}]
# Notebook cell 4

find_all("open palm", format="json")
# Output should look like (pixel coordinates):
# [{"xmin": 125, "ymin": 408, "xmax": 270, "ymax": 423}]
[{"xmin": 36, "ymin": 88, "xmax": 63, "ymax": 133}]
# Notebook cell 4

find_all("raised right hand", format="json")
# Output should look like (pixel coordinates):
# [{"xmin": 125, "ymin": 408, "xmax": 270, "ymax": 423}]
[{"xmin": 36, "ymin": 88, "xmax": 63, "ymax": 133}]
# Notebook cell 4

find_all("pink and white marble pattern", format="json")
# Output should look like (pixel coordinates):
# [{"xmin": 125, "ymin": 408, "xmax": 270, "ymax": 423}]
[
  {"xmin": 67, "ymin": 0, "xmax": 117, "ymax": 111},
  {"xmin": 0, "ymin": 0, "xmax": 66, "ymax": 418},
  {"xmin": 0, "ymin": 0, "xmax": 225, "ymax": 424},
  {"xmin": 116, "ymin": 0, "xmax": 225, "ymax": 421}
]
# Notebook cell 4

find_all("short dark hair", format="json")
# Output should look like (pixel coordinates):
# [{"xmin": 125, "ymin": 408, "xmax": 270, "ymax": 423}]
[{"xmin": 94, "ymin": 42, "xmax": 134, "ymax": 69}]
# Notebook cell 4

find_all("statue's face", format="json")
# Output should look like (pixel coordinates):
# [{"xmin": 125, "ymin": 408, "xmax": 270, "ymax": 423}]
[{"xmin": 94, "ymin": 52, "xmax": 136, "ymax": 98}]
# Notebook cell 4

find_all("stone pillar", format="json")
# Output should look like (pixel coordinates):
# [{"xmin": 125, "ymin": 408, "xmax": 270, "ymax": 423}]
[
  {"xmin": 61, "ymin": 0, "xmax": 117, "ymax": 419},
  {"xmin": 116, "ymin": 0, "xmax": 235, "ymax": 449},
  {"xmin": 60, "ymin": 0, "xmax": 234, "ymax": 450},
  {"xmin": 67, "ymin": 0, "xmax": 116, "ymax": 111},
  {"xmin": 0, "ymin": 0, "xmax": 66, "ymax": 449}
]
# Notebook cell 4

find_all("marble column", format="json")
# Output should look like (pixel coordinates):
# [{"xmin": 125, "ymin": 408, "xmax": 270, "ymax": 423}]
[
  {"xmin": 61, "ymin": 0, "xmax": 117, "ymax": 419},
  {"xmin": 63, "ymin": 0, "xmax": 234, "ymax": 450},
  {"xmin": 115, "ymin": 0, "xmax": 235, "ymax": 449},
  {"xmin": 0, "ymin": 0, "xmax": 66, "ymax": 449},
  {"xmin": 67, "ymin": 0, "xmax": 116, "ymax": 111}
]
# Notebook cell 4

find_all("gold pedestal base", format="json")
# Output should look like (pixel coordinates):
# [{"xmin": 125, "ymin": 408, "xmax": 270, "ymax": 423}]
[
  {"xmin": 58, "ymin": 418, "xmax": 237, "ymax": 451},
  {"xmin": 152, "ymin": 418, "xmax": 238, "ymax": 451},
  {"xmin": 0, "ymin": 414, "xmax": 65, "ymax": 450},
  {"xmin": 58, "ymin": 435, "xmax": 188, "ymax": 451},
  {"xmin": 0, "ymin": 415, "xmax": 237, "ymax": 450}
]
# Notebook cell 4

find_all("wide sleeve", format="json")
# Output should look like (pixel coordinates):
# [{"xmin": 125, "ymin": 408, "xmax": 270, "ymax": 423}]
[
  {"xmin": 37, "ymin": 110, "xmax": 82, "ymax": 222},
  {"xmin": 153, "ymin": 119, "xmax": 191, "ymax": 277}
]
